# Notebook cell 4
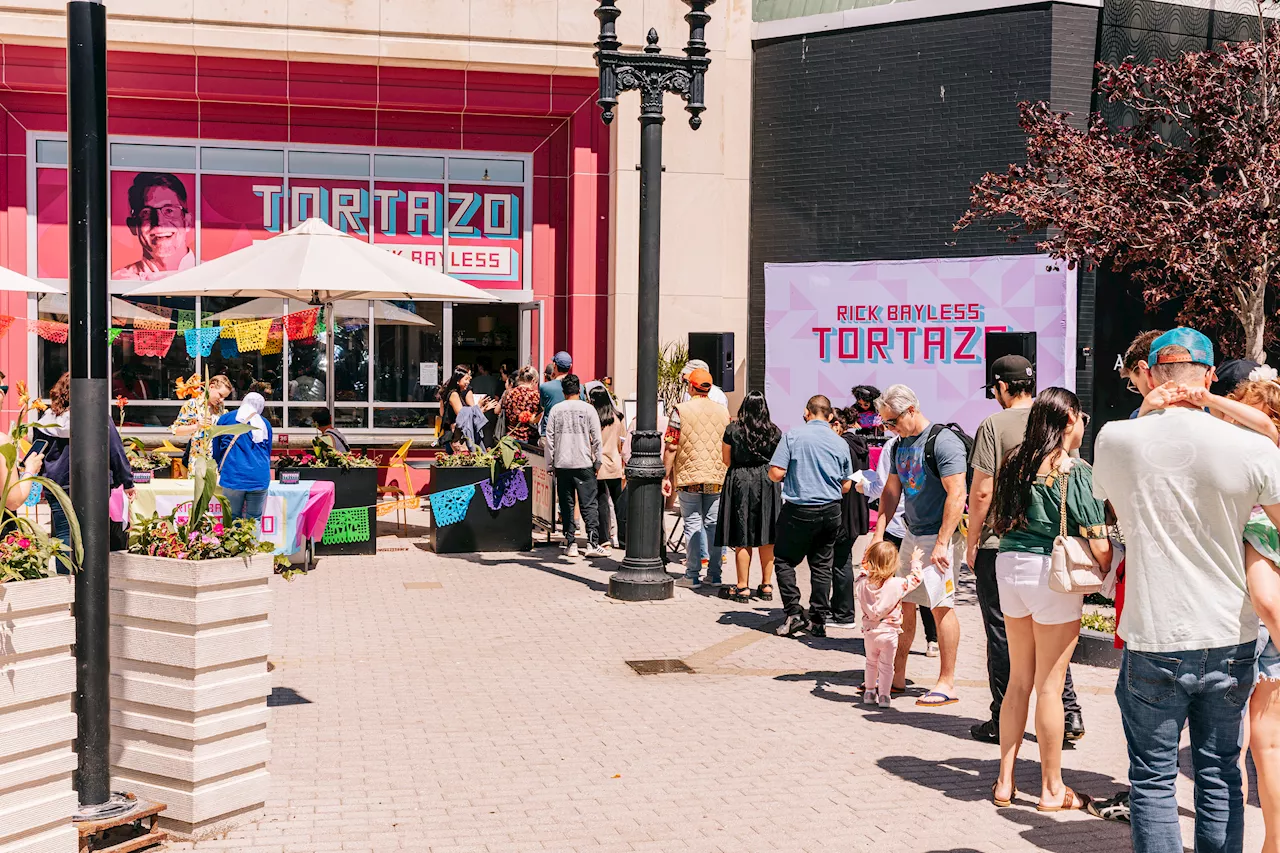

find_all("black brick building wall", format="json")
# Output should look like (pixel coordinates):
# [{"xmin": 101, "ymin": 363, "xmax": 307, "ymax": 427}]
[{"xmin": 749, "ymin": 3, "xmax": 1102, "ymax": 407}]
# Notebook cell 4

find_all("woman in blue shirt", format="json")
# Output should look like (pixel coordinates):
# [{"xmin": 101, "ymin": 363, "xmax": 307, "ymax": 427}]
[{"xmin": 213, "ymin": 392, "xmax": 273, "ymax": 522}]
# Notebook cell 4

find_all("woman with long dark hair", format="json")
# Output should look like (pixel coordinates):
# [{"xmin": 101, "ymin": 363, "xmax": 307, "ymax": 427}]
[
  {"xmin": 715, "ymin": 391, "xmax": 783, "ymax": 602},
  {"xmin": 590, "ymin": 385, "xmax": 625, "ymax": 551},
  {"xmin": 988, "ymin": 388, "xmax": 1110, "ymax": 813},
  {"xmin": 438, "ymin": 366, "xmax": 474, "ymax": 453}
]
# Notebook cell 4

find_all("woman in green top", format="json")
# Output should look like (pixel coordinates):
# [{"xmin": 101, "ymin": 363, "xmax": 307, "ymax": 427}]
[{"xmin": 988, "ymin": 388, "xmax": 1112, "ymax": 814}]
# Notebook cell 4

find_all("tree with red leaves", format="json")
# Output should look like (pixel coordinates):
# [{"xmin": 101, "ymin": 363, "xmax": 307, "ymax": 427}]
[{"xmin": 957, "ymin": 1, "xmax": 1280, "ymax": 362}]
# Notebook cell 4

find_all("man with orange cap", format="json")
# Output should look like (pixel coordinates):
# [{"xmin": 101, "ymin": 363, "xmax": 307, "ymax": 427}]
[{"xmin": 664, "ymin": 368, "xmax": 731, "ymax": 588}]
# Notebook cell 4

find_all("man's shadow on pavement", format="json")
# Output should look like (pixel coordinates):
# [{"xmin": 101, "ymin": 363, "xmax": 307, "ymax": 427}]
[
  {"xmin": 445, "ymin": 551, "xmax": 612, "ymax": 593},
  {"xmin": 880, "ymin": 754, "xmax": 1190, "ymax": 853}
]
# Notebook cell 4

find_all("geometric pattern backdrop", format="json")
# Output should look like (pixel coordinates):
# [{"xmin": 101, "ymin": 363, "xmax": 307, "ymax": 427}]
[{"xmin": 764, "ymin": 255, "xmax": 1075, "ymax": 431}]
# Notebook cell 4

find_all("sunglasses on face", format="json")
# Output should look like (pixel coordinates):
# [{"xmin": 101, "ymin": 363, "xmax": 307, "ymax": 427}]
[
  {"xmin": 1126, "ymin": 380, "xmax": 1139, "ymax": 394},
  {"xmin": 882, "ymin": 407, "xmax": 912, "ymax": 428},
  {"xmin": 137, "ymin": 204, "xmax": 188, "ymax": 227}
]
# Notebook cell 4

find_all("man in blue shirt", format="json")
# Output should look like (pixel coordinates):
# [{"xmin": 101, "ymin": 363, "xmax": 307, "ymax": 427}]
[
  {"xmin": 871, "ymin": 383, "xmax": 967, "ymax": 707},
  {"xmin": 768, "ymin": 395, "xmax": 853, "ymax": 638},
  {"xmin": 538, "ymin": 351, "xmax": 572, "ymax": 436}
]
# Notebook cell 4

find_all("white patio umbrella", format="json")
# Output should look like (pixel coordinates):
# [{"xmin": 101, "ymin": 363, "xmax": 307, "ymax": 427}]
[
  {"xmin": 36, "ymin": 292, "xmax": 170, "ymax": 325},
  {"xmin": 204, "ymin": 297, "xmax": 433, "ymax": 327},
  {"xmin": 0, "ymin": 266, "xmax": 61, "ymax": 294},
  {"xmin": 124, "ymin": 217, "xmax": 486, "ymax": 418}
]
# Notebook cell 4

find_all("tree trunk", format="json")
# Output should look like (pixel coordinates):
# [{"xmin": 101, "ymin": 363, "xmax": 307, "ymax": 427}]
[{"xmin": 1244, "ymin": 278, "xmax": 1268, "ymax": 364}]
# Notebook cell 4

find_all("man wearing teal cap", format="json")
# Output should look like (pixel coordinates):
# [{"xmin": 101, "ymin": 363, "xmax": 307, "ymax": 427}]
[{"xmin": 1094, "ymin": 327, "xmax": 1280, "ymax": 852}]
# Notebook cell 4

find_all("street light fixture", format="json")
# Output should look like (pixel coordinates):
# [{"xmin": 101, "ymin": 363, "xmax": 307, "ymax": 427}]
[{"xmin": 594, "ymin": 0, "xmax": 715, "ymax": 602}]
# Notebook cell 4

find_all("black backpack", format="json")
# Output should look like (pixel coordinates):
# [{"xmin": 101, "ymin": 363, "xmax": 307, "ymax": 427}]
[{"xmin": 895, "ymin": 423, "xmax": 976, "ymax": 490}]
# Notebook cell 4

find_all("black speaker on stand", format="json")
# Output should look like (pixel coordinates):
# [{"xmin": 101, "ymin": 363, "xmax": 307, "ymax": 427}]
[
  {"xmin": 688, "ymin": 332, "xmax": 735, "ymax": 393},
  {"xmin": 985, "ymin": 331, "xmax": 1037, "ymax": 398}
]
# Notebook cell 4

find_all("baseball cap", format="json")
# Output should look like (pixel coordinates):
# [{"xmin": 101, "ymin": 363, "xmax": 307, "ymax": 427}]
[
  {"xmin": 991, "ymin": 354, "xmax": 1034, "ymax": 384},
  {"xmin": 687, "ymin": 368, "xmax": 714, "ymax": 393},
  {"xmin": 552, "ymin": 351, "xmax": 573, "ymax": 371},
  {"xmin": 1211, "ymin": 358, "xmax": 1261, "ymax": 397},
  {"xmin": 1148, "ymin": 328, "xmax": 1214, "ymax": 367}
]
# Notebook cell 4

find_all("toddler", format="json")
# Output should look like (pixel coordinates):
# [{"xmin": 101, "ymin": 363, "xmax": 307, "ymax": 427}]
[{"xmin": 856, "ymin": 543, "xmax": 936, "ymax": 708}]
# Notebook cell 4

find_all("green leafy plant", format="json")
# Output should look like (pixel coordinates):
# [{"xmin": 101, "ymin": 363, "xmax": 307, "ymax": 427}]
[
  {"xmin": 276, "ymin": 437, "xmax": 376, "ymax": 470},
  {"xmin": 1081, "ymin": 612, "xmax": 1117, "ymax": 634},
  {"xmin": 122, "ymin": 437, "xmax": 170, "ymax": 472},
  {"xmin": 0, "ymin": 437, "xmax": 82, "ymax": 581},
  {"xmin": 434, "ymin": 435, "xmax": 528, "ymax": 481},
  {"xmin": 128, "ymin": 511, "xmax": 272, "ymax": 561},
  {"xmin": 657, "ymin": 340, "xmax": 689, "ymax": 416}
]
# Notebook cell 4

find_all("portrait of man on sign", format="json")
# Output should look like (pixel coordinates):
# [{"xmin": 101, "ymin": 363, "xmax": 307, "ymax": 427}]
[{"xmin": 112, "ymin": 171, "xmax": 196, "ymax": 281}]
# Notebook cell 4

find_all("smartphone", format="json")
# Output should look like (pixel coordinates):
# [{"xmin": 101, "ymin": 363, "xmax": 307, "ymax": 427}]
[{"xmin": 22, "ymin": 439, "xmax": 48, "ymax": 465}]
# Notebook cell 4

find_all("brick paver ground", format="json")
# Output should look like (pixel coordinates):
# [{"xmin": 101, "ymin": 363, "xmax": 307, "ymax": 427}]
[{"xmin": 169, "ymin": 522, "xmax": 1265, "ymax": 852}]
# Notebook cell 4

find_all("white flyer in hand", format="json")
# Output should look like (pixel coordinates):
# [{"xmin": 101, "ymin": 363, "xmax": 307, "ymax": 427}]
[{"xmin": 921, "ymin": 563, "xmax": 955, "ymax": 608}]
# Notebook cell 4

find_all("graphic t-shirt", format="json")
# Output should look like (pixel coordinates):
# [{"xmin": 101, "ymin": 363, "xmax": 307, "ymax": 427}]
[
  {"xmin": 893, "ymin": 426, "xmax": 968, "ymax": 537},
  {"xmin": 1093, "ymin": 407, "xmax": 1280, "ymax": 653}
]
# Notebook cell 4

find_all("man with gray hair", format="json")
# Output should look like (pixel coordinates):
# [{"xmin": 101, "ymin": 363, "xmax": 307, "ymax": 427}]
[
  {"xmin": 870, "ymin": 383, "xmax": 967, "ymax": 707},
  {"xmin": 1095, "ymin": 327, "xmax": 1280, "ymax": 852},
  {"xmin": 680, "ymin": 359, "xmax": 729, "ymax": 408}
]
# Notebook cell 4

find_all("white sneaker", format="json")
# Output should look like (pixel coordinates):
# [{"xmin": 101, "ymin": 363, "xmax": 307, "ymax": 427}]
[
  {"xmin": 927, "ymin": 641, "xmax": 940, "ymax": 658},
  {"xmin": 877, "ymin": 694, "xmax": 892, "ymax": 709},
  {"xmin": 565, "ymin": 542, "xmax": 580, "ymax": 558},
  {"xmin": 862, "ymin": 690, "xmax": 877, "ymax": 705},
  {"xmin": 584, "ymin": 544, "xmax": 609, "ymax": 558}
]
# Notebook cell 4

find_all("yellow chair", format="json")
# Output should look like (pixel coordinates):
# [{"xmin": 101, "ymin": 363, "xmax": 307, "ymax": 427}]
[{"xmin": 376, "ymin": 439, "xmax": 417, "ymax": 535}]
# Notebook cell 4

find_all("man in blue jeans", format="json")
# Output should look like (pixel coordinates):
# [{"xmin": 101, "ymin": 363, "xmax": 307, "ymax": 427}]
[
  {"xmin": 664, "ymin": 369, "xmax": 731, "ymax": 588},
  {"xmin": 1094, "ymin": 328, "xmax": 1280, "ymax": 852}
]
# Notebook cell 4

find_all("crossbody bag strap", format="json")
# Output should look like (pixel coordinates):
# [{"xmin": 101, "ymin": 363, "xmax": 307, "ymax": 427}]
[
  {"xmin": 219, "ymin": 431, "xmax": 242, "ymax": 468},
  {"xmin": 1058, "ymin": 462, "xmax": 1070, "ymax": 539}
]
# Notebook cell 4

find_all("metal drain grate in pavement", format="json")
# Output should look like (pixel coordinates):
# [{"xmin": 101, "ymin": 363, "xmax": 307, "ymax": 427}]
[{"xmin": 626, "ymin": 659, "xmax": 694, "ymax": 675}]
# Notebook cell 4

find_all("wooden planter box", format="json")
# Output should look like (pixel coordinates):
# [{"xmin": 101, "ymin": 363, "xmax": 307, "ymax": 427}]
[
  {"xmin": 109, "ymin": 552, "xmax": 272, "ymax": 841},
  {"xmin": 293, "ymin": 467, "xmax": 377, "ymax": 556},
  {"xmin": 430, "ymin": 466, "xmax": 533, "ymax": 554},
  {"xmin": 0, "ymin": 575, "xmax": 77, "ymax": 853}
]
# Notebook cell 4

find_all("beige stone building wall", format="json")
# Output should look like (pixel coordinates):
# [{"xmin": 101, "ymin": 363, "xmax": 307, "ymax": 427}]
[{"xmin": 0, "ymin": 0, "xmax": 753, "ymax": 407}]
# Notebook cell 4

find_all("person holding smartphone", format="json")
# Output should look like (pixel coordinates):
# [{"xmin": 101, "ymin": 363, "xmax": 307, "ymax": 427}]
[{"xmin": 0, "ymin": 432, "xmax": 43, "ymax": 512}]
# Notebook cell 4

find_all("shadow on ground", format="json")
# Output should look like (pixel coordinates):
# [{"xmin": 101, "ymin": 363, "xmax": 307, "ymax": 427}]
[{"xmin": 879, "ymin": 754, "xmax": 1135, "ymax": 853}]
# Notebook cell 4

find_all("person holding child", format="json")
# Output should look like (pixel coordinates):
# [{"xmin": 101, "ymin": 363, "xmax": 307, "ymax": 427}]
[{"xmin": 856, "ymin": 542, "xmax": 942, "ymax": 707}]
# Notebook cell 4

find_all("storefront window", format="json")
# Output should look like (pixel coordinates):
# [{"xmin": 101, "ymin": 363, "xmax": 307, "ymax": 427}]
[
  {"xmin": 333, "ymin": 301, "xmax": 369, "ymax": 406},
  {"xmin": 106, "ymin": 296, "xmax": 195, "ymax": 404},
  {"xmin": 202, "ymin": 297, "xmax": 285, "ymax": 402},
  {"xmin": 374, "ymin": 301, "xmax": 443, "ymax": 404},
  {"xmin": 286, "ymin": 299, "xmax": 327, "ymax": 412}
]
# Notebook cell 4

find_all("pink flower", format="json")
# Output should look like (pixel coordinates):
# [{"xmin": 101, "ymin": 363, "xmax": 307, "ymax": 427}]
[
  {"xmin": 213, "ymin": 523, "xmax": 224, "ymax": 534},
  {"xmin": 17, "ymin": 538, "xmax": 30, "ymax": 549},
  {"xmin": 4, "ymin": 535, "xmax": 14, "ymax": 545}
]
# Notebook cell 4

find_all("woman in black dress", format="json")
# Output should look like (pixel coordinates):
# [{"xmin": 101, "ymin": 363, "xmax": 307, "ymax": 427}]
[{"xmin": 716, "ymin": 391, "xmax": 783, "ymax": 603}]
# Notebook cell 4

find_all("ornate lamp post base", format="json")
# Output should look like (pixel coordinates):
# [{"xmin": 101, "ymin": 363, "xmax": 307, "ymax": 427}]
[{"xmin": 594, "ymin": 0, "xmax": 714, "ymax": 602}]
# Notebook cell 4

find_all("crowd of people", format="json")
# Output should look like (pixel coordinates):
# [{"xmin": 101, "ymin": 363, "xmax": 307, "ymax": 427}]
[{"xmin": 513, "ymin": 330, "xmax": 1280, "ymax": 853}]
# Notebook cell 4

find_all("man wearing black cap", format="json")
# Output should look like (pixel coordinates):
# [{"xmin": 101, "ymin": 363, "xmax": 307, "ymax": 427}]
[{"xmin": 964, "ymin": 355, "xmax": 1085, "ymax": 744}]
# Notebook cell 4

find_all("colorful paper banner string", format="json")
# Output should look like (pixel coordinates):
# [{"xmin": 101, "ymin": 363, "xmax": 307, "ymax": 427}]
[
  {"xmin": 261, "ymin": 332, "xmax": 284, "ymax": 356},
  {"xmin": 233, "ymin": 318, "xmax": 273, "ymax": 352},
  {"xmin": 133, "ymin": 315, "xmax": 170, "ymax": 331},
  {"xmin": 176, "ymin": 309, "xmax": 195, "ymax": 332},
  {"xmin": 184, "ymin": 326, "xmax": 219, "ymax": 358},
  {"xmin": 151, "ymin": 306, "xmax": 174, "ymax": 321},
  {"xmin": 284, "ymin": 308, "xmax": 320, "ymax": 342},
  {"xmin": 428, "ymin": 484, "xmax": 475, "ymax": 526},
  {"xmin": 320, "ymin": 506, "xmax": 371, "ymax": 544},
  {"xmin": 0, "ymin": 315, "xmax": 14, "ymax": 339},
  {"xmin": 108, "ymin": 327, "xmax": 123, "ymax": 344},
  {"xmin": 220, "ymin": 337, "xmax": 239, "ymax": 358},
  {"xmin": 23, "ymin": 482, "xmax": 42, "ymax": 508},
  {"xmin": 134, "ymin": 328, "xmax": 177, "ymax": 357},
  {"xmin": 35, "ymin": 320, "xmax": 69, "ymax": 343},
  {"xmin": 479, "ymin": 469, "xmax": 528, "ymax": 511},
  {"xmin": 376, "ymin": 495, "xmax": 421, "ymax": 517}
]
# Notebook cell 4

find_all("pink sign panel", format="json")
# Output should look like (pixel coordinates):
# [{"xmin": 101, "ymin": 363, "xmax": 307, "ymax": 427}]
[
  {"xmin": 110, "ymin": 170, "xmax": 197, "ymax": 281},
  {"xmin": 763, "ymin": 256, "xmax": 1075, "ymax": 432},
  {"xmin": 35, "ymin": 168, "xmax": 68, "ymax": 280},
  {"xmin": 447, "ymin": 184, "xmax": 523, "ymax": 290}
]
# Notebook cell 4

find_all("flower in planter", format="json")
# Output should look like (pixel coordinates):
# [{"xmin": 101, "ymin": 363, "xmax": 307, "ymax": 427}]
[{"xmin": 129, "ymin": 511, "xmax": 272, "ymax": 561}]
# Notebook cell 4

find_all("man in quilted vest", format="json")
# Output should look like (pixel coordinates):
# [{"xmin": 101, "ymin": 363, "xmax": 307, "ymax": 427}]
[{"xmin": 664, "ymin": 368, "xmax": 731, "ymax": 588}]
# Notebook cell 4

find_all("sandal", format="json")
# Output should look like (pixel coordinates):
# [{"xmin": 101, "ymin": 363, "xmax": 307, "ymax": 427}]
[
  {"xmin": 992, "ymin": 781, "xmax": 1018, "ymax": 808},
  {"xmin": 728, "ymin": 585, "xmax": 751, "ymax": 603},
  {"xmin": 754, "ymin": 584, "xmax": 774, "ymax": 602},
  {"xmin": 1037, "ymin": 787, "xmax": 1089, "ymax": 813}
]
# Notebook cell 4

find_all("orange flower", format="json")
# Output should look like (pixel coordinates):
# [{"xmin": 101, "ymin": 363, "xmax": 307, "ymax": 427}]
[
  {"xmin": 174, "ymin": 374, "xmax": 203, "ymax": 399},
  {"xmin": 15, "ymin": 381, "xmax": 29, "ymax": 410},
  {"xmin": 29, "ymin": 398, "xmax": 47, "ymax": 412},
  {"xmin": 116, "ymin": 395, "xmax": 128, "ymax": 410}
]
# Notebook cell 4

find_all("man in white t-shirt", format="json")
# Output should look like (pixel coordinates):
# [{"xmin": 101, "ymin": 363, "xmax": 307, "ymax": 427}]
[{"xmin": 1093, "ymin": 327, "xmax": 1280, "ymax": 853}]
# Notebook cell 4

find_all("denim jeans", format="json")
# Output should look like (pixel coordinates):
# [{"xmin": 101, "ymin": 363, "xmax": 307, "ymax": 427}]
[
  {"xmin": 221, "ymin": 488, "xmax": 267, "ymax": 522},
  {"xmin": 678, "ymin": 490, "xmax": 721, "ymax": 583},
  {"xmin": 555, "ymin": 467, "xmax": 599, "ymax": 547},
  {"xmin": 1116, "ymin": 642, "xmax": 1257, "ymax": 853}
]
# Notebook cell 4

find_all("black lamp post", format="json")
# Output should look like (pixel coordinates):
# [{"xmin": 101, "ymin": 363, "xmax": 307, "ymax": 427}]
[
  {"xmin": 594, "ymin": 0, "xmax": 714, "ymax": 602},
  {"xmin": 68, "ymin": 0, "xmax": 131, "ymax": 822}
]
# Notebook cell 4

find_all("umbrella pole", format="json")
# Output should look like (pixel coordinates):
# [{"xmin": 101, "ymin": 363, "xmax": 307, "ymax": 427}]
[{"xmin": 326, "ymin": 302, "xmax": 335, "ymax": 427}]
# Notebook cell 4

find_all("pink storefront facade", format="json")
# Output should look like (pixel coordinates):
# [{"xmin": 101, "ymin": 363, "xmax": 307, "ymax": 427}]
[{"xmin": 0, "ymin": 46, "xmax": 610, "ymax": 435}]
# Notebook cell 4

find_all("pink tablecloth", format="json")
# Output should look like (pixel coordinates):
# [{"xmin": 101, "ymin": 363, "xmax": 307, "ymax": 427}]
[{"xmin": 296, "ymin": 480, "xmax": 336, "ymax": 546}]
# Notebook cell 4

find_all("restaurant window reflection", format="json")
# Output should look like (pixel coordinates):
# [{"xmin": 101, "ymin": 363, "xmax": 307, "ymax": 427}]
[
  {"xmin": 333, "ymin": 301, "xmax": 369, "ymax": 406},
  {"xmin": 374, "ymin": 301, "xmax": 443, "ymax": 404},
  {"xmin": 103, "ymin": 295, "xmax": 193, "ymax": 404},
  {"xmin": 202, "ymin": 297, "xmax": 285, "ymax": 402},
  {"xmin": 286, "ymin": 299, "xmax": 326, "ymax": 413}
]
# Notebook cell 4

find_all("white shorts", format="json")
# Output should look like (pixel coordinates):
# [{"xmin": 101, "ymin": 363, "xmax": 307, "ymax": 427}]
[
  {"xmin": 897, "ymin": 531, "xmax": 956, "ymax": 609},
  {"xmin": 995, "ymin": 550, "xmax": 1084, "ymax": 625}
]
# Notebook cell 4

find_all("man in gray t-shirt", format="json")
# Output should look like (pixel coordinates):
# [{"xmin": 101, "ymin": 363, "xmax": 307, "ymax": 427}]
[{"xmin": 871, "ymin": 384, "xmax": 967, "ymax": 706}]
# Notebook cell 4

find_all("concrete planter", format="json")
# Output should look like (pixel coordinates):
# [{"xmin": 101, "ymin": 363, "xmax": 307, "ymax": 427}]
[
  {"xmin": 0, "ymin": 575, "xmax": 77, "ymax": 853},
  {"xmin": 1073, "ymin": 627, "xmax": 1122, "ymax": 669},
  {"xmin": 109, "ymin": 552, "xmax": 272, "ymax": 840}
]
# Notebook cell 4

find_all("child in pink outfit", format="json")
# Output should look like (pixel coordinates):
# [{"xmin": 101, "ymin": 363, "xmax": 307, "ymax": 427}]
[{"xmin": 856, "ymin": 542, "xmax": 933, "ymax": 707}]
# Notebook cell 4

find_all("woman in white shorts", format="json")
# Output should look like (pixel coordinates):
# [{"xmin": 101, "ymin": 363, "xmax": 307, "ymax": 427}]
[{"xmin": 987, "ymin": 388, "xmax": 1111, "ymax": 814}]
